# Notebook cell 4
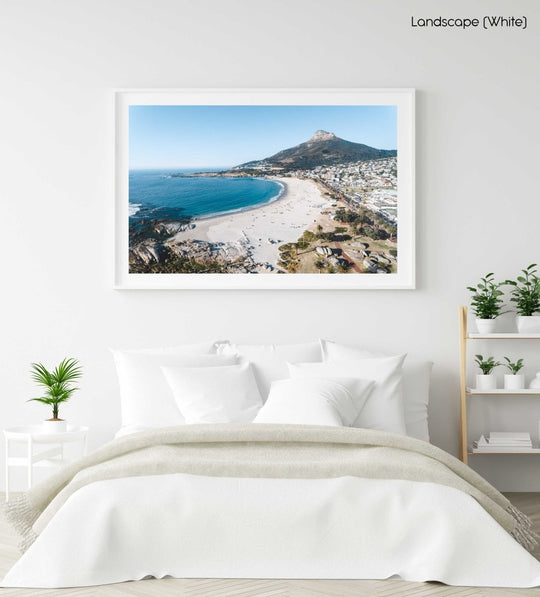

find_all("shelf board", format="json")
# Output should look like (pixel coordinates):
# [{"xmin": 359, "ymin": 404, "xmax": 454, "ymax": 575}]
[
  {"xmin": 467, "ymin": 388, "xmax": 540, "ymax": 395},
  {"xmin": 467, "ymin": 333, "xmax": 540, "ymax": 339},
  {"xmin": 469, "ymin": 449, "xmax": 540, "ymax": 455}
]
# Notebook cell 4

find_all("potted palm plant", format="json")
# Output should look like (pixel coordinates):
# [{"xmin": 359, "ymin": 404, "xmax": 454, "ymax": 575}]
[
  {"xmin": 474, "ymin": 354, "xmax": 500, "ymax": 390},
  {"xmin": 28, "ymin": 357, "xmax": 82, "ymax": 433},
  {"xmin": 504, "ymin": 264, "xmax": 540, "ymax": 333},
  {"xmin": 467, "ymin": 272, "xmax": 506, "ymax": 333},
  {"xmin": 503, "ymin": 357, "xmax": 525, "ymax": 390}
]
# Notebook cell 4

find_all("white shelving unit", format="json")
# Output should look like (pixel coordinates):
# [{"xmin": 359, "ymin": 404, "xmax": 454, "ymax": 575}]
[{"xmin": 459, "ymin": 306, "xmax": 540, "ymax": 464}]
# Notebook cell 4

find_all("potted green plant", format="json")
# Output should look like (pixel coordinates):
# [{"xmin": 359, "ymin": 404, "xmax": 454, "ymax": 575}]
[
  {"xmin": 503, "ymin": 357, "xmax": 525, "ymax": 390},
  {"xmin": 467, "ymin": 273, "xmax": 506, "ymax": 333},
  {"xmin": 504, "ymin": 264, "xmax": 540, "ymax": 333},
  {"xmin": 474, "ymin": 354, "xmax": 500, "ymax": 390},
  {"xmin": 28, "ymin": 357, "xmax": 82, "ymax": 432}
]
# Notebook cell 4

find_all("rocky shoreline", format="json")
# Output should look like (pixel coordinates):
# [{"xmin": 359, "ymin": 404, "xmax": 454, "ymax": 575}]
[{"xmin": 130, "ymin": 233, "xmax": 275, "ymax": 274}]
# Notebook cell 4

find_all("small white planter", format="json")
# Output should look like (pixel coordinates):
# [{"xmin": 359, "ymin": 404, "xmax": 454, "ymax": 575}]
[
  {"xmin": 476, "ymin": 318, "xmax": 497, "ymax": 334},
  {"xmin": 516, "ymin": 315, "xmax": 540, "ymax": 334},
  {"xmin": 476, "ymin": 374, "xmax": 497, "ymax": 391},
  {"xmin": 504, "ymin": 374, "xmax": 525, "ymax": 391},
  {"xmin": 42, "ymin": 419, "xmax": 67, "ymax": 434}
]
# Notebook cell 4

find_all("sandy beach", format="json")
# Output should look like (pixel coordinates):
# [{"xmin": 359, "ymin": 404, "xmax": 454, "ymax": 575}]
[{"xmin": 169, "ymin": 177, "xmax": 331, "ymax": 270}]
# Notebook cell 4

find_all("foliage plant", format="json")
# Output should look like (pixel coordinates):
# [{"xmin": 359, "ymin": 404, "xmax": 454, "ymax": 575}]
[
  {"xmin": 28, "ymin": 357, "xmax": 82, "ymax": 420},
  {"xmin": 503, "ymin": 357, "xmax": 524, "ymax": 375},
  {"xmin": 504, "ymin": 264, "xmax": 540, "ymax": 316},
  {"xmin": 474, "ymin": 354, "xmax": 501, "ymax": 375},
  {"xmin": 467, "ymin": 273, "xmax": 506, "ymax": 320}
]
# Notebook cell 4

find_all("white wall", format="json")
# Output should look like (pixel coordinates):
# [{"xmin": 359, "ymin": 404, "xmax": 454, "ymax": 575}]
[{"xmin": 1, "ymin": 0, "xmax": 539, "ymax": 491}]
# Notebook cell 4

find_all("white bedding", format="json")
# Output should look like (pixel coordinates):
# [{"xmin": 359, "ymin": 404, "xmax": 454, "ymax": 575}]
[{"xmin": 3, "ymin": 473, "xmax": 540, "ymax": 588}]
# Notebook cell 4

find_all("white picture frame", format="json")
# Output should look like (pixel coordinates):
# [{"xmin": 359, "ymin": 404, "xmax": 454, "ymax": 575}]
[{"xmin": 115, "ymin": 88, "xmax": 415, "ymax": 289}]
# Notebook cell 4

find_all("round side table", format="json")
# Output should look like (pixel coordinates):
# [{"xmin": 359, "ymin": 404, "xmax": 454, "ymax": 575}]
[{"xmin": 4, "ymin": 425, "xmax": 88, "ymax": 502}]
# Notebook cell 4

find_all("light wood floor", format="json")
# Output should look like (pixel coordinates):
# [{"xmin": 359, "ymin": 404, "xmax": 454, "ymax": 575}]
[{"xmin": 1, "ymin": 493, "xmax": 540, "ymax": 596}]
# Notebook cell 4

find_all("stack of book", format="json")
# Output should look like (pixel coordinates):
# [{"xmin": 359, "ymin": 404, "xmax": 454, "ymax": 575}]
[{"xmin": 473, "ymin": 432, "xmax": 535, "ymax": 453}]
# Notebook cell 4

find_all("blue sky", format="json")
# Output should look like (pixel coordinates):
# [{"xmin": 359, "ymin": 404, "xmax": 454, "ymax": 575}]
[{"xmin": 129, "ymin": 105, "xmax": 397, "ymax": 169}]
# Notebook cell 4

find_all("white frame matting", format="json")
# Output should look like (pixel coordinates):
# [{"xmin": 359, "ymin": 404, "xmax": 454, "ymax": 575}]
[{"xmin": 115, "ymin": 88, "xmax": 415, "ymax": 290}]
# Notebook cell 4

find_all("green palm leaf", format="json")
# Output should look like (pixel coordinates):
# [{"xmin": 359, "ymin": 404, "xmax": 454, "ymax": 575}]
[
  {"xmin": 28, "ymin": 358, "xmax": 82, "ymax": 419},
  {"xmin": 52, "ymin": 358, "xmax": 82, "ymax": 385}
]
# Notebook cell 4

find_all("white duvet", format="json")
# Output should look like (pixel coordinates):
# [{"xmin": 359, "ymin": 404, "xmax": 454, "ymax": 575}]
[{"xmin": 3, "ymin": 473, "xmax": 540, "ymax": 588}]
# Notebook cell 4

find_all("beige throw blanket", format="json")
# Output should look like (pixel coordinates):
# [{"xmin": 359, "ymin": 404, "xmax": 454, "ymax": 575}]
[{"xmin": 6, "ymin": 424, "xmax": 537, "ymax": 553}]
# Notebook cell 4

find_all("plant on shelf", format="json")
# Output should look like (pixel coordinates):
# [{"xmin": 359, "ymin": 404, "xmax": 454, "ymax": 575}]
[
  {"xmin": 503, "ymin": 357, "xmax": 525, "ymax": 390},
  {"xmin": 474, "ymin": 354, "xmax": 501, "ymax": 375},
  {"xmin": 503, "ymin": 357, "xmax": 524, "ymax": 375},
  {"xmin": 28, "ymin": 357, "xmax": 82, "ymax": 432},
  {"xmin": 467, "ymin": 273, "xmax": 506, "ymax": 333},
  {"xmin": 504, "ymin": 264, "xmax": 540, "ymax": 333},
  {"xmin": 474, "ymin": 354, "xmax": 500, "ymax": 391}
]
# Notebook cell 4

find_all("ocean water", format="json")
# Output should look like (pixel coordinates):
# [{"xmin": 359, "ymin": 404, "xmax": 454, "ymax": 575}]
[{"xmin": 129, "ymin": 169, "xmax": 284, "ymax": 221}]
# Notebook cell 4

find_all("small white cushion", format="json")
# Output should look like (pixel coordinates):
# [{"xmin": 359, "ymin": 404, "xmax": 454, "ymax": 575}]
[
  {"xmin": 320, "ymin": 339, "xmax": 432, "ymax": 442},
  {"xmin": 288, "ymin": 354, "xmax": 407, "ymax": 435},
  {"xmin": 162, "ymin": 360, "xmax": 263, "ymax": 424},
  {"xmin": 111, "ymin": 347, "xmax": 236, "ymax": 429},
  {"xmin": 216, "ymin": 341, "xmax": 322, "ymax": 399},
  {"xmin": 254, "ymin": 377, "xmax": 374, "ymax": 426}
]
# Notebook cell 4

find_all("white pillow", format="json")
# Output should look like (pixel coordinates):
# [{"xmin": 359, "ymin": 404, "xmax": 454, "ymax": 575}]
[
  {"xmin": 111, "ymin": 348, "xmax": 237, "ymax": 429},
  {"xmin": 216, "ymin": 341, "xmax": 322, "ymax": 399},
  {"xmin": 320, "ymin": 339, "xmax": 433, "ymax": 442},
  {"xmin": 122, "ymin": 341, "xmax": 221, "ymax": 355},
  {"xmin": 162, "ymin": 360, "xmax": 263, "ymax": 424},
  {"xmin": 253, "ymin": 377, "xmax": 374, "ymax": 427},
  {"xmin": 288, "ymin": 354, "xmax": 407, "ymax": 435}
]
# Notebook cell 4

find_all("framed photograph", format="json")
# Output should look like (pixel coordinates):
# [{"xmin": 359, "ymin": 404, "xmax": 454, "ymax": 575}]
[{"xmin": 115, "ymin": 88, "xmax": 415, "ymax": 289}]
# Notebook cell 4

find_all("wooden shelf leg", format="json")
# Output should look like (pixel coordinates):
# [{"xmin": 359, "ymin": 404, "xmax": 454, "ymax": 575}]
[{"xmin": 459, "ymin": 306, "xmax": 469, "ymax": 465}]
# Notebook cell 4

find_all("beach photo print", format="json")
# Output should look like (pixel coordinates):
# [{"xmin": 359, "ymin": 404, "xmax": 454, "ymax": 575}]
[{"xmin": 115, "ymin": 89, "xmax": 415, "ymax": 289}]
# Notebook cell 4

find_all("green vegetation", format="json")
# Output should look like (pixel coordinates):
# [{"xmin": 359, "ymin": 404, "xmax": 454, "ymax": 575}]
[
  {"xmin": 316, "ymin": 227, "xmax": 351, "ymax": 242},
  {"xmin": 474, "ymin": 355, "xmax": 501, "ymax": 375},
  {"xmin": 467, "ymin": 273, "xmax": 506, "ymax": 320},
  {"xmin": 28, "ymin": 358, "xmax": 82, "ymax": 420},
  {"xmin": 503, "ymin": 357, "xmax": 524, "ymax": 374},
  {"xmin": 334, "ymin": 207, "xmax": 395, "ymax": 242},
  {"xmin": 314, "ymin": 258, "xmax": 327, "ymax": 272},
  {"xmin": 335, "ymin": 208, "xmax": 361, "ymax": 224},
  {"xmin": 504, "ymin": 264, "xmax": 540, "ymax": 316},
  {"xmin": 277, "ymin": 242, "xmax": 301, "ymax": 272},
  {"xmin": 338, "ymin": 261, "xmax": 353, "ymax": 273}
]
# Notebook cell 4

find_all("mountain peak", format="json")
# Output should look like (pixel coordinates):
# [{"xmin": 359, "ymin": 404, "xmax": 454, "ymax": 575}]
[
  {"xmin": 234, "ymin": 129, "xmax": 396, "ymax": 171},
  {"xmin": 309, "ymin": 130, "xmax": 337, "ymax": 142}
]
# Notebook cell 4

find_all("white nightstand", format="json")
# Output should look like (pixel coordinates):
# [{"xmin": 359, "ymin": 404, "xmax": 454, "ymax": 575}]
[{"xmin": 4, "ymin": 425, "xmax": 88, "ymax": 501}]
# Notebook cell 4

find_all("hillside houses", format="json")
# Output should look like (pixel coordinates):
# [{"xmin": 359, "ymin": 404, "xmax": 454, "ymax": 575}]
[{"xmin": 291, "ymin": 157, "xmax": 398, "ymax": 224}]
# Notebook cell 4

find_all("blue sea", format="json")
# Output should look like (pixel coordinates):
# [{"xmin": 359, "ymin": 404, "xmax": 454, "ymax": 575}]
[{"xmin": 129, "ymin": 169, "xmax": 284, "ymax": 222}]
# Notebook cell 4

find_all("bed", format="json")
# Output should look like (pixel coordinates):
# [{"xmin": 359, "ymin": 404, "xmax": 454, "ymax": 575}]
[{"xmin": 3, "ymin": 340, "xmax": 540, "ymax": 589}]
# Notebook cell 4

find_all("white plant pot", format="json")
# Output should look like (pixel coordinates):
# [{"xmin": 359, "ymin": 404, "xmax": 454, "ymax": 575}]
[
  {"xmin": 476, "ymin": 374, "xmax": 497, "ymax": 391},
  {"xmin": 42, "ymin": 419, "xmax": 67, "ymax": 434},
  {"xmin": 504, "ymin": 374, "xmax": 525, "ymax": 391},
  {"xmin": 476, "ymin": 318, "xmax": 497, "ymax": 334},
  {"xmin": 516, "ymin": 315, "xmax": 540, "ymax": 334}
]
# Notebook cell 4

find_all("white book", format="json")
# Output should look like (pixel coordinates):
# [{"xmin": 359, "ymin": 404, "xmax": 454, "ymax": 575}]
[
  {"xmin": 489, "ymin": 432, "xmax": 531, "ymax": 441},
  {"xmin": 488, "ymin": 433, "xmax": 532, "ymax": 446},
  {"xmin": 488, "ymin": 440, "xmax": 532, "ymax": 447},
  {"xmin": 474, "ymin": 435, "xmax": 532, "ymax": 449},
  {"xmin": 472, "ymin": 447, "xmax": 540, "ymax": 453}
]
